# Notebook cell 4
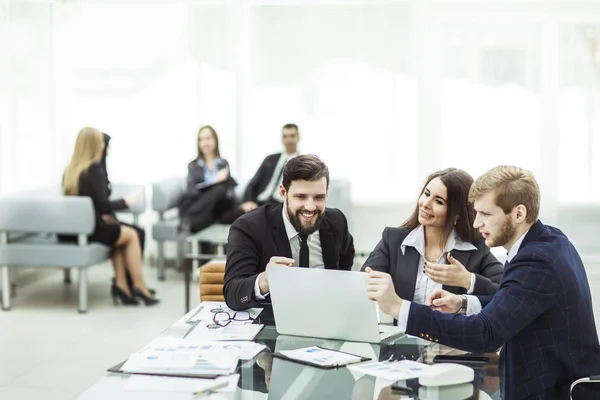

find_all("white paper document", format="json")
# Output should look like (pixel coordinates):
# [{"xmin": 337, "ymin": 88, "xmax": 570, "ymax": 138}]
[
  {"xmin": 348, "ymin": 360, "xmax": 431, "ymax": 381},
  {"xmin": 185, "ymin": 322, "xmax": 264, "ymax": 341},
  {"xmin": 279, "ymin": 346, "xmax": 364, "ymax": 367},
  {"xmin": 122, "ymin": 338, "xmax": 239, "ymax": 376},
  {"xmin": 125, "ymin": 373, "xmax": 239, "ymax": 393},
  {"xmin": 187, "ymin": 302, "xmax": 263, "ymax": 324}
]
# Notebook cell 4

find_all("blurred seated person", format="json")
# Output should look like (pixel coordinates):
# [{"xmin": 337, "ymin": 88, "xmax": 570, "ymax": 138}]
[
  {"xmin": 242, "ymin": 123, "xmax": 300, "ymax": 208},
  {"xmin": 178, "ymin": 125, "xmax": 255, "ymax": 233},
  {"xmin": 60, "ymin": 127, "xmax": 158, "ymax": 306},
  {"xmin": 362, "ymin": 168, "xmax": 502, "ymax": 308},
  {"xmin": 100, "ymin": 132, "xmax": 155, "ymax": 297}
]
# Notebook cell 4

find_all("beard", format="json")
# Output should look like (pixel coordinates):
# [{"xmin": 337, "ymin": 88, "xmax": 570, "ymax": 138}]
[
  {"xmin": 488, "ymin": 215, "xmax": 517, "ymax": 248},
  {"xmin": 286, "ymin": 202, "xmax": 324, "ymax": 236}
]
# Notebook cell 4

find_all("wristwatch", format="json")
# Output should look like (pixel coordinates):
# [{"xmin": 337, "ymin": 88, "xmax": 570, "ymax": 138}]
[{"xmin": 457, "ymin": 295, "xmax": 468, "ymax": 315}]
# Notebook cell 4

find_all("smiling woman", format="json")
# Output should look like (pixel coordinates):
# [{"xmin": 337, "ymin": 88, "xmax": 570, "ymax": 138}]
[{"xmin": 361, "ymin": 168, "xmax": 503, "ymax": 307}]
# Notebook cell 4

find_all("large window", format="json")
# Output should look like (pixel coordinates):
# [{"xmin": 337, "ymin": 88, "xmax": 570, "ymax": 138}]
[
  {"xmin": 52, "ymin": 3, "xmax": 235, "ymax": 185},
  {"xmin": 440, "ymin": 23, "xmax": 542, "ymax": 180},
  {"xmin": 558, "ymin": 24, "xmax": 600, "ymax": 202},
  {"xmin": 244, "ymin": 5, "xmax": 418, "ymax": 203}
]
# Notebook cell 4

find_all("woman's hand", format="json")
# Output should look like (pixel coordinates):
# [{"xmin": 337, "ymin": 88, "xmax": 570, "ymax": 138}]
[
  {"xmin": 425, "ymin": 252, "xmax": 472, "ymax": 290},
  {"xmin": 215, "ymin": 166, "xmax": 229, "ymax": 183},
  {"xmin": 124, "ymin": 189, "xmax": 143, "ymax": 207}
]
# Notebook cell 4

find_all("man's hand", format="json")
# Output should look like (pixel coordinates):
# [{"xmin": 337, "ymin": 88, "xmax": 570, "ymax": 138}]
[
  {"xmin": 240, "ymin": 201, "xmax": 259, "ymax": 213},
  {"xmin": 259, "ymin": 256, "xmax": 295, "ymax": 294},
  {"xmin": 365, "ymin": 267, "xmax": 402, "ymax": 318},
  {"xmin": 425, "ymin": 252, "xmax": 472, "ymax": 289},
  {"xmin": 426, "ymin": 288, "xmax": 462, "ymax": 313}
]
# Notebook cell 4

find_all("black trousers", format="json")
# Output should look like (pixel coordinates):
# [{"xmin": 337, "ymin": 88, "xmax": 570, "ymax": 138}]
[{"xmin": 179, "ymin": 184, "xmax": 236, "ymax": 233}]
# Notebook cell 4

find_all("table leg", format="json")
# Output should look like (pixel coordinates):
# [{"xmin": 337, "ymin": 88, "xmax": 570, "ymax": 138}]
[
  {"xmin": 184, "ymin": 258, "xmax": 191, "ymax": 313},
  {"xmin": 192, "ymin": 240, "xmax": 200, "ymax": 281}
]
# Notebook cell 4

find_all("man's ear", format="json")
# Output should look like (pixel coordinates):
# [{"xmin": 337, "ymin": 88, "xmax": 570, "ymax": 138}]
[
  {"xmin": 515, "ymin": 204, "xmax": 527, "ymax": 223},
  {"xmin": 279, "ymin": 184, "xmax": 286, "ymax": 201}
]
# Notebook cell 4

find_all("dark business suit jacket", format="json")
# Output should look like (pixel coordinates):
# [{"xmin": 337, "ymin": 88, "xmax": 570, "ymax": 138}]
[
  {"xmin": 361, "ymin": 227, "xmax": 503, "ymax": 298},
  {"xmin": 223, "ymin": 203, "xmax": 355, "ymax": 311},
  {"xmin": 405, "ymin": 221, "xmax": 600, "ymax": 399},
  {"xmin": 185, "ymin": 158, "xmax": 236, "ymax": 194},
  {"xmin": 243, "ymin": 153, "xmax": 282, "ymax": 203}
]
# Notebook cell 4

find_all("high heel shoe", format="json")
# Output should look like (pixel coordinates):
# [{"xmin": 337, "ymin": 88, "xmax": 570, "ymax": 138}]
[
  {"xmin": 110, "ymin": 284, "xmax": 139, "ymax": 306},
  {"xmin": 112, "ymin": 278, "xmax": 156, "ymax": 296},
  {"xmin": 132, "ymin": 287, "xmax": 160, "ymax": 306}
]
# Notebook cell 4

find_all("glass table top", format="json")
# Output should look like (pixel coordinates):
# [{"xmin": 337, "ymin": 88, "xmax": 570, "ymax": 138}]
[{"xmin": 234, "ymin": 324, "xmax": 500, "ymax": 400}]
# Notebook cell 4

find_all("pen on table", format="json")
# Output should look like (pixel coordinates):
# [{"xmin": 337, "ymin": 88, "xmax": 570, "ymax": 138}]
[
  {"xmin": 186, "ymin": 305, "xmax": 204, "ymax": 323},
  {"xmin": 192, "ymin": 381, "xmax": 229, "ymax": 396}
]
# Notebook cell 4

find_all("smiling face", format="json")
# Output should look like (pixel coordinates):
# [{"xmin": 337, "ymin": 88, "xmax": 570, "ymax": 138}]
[
  {"xmin": 473, "ymin": 191, "xmax": 518, "ymax": 248},
  {"xmin": 280, "ymin": 177, "xmax": 328, "ymax": 236},
  {"xmin": 417, "ymin": 177, "xmax": 448, "ymax": 229}
]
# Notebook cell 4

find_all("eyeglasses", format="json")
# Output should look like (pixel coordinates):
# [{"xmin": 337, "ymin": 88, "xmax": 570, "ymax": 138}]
[{"xmin": 206, "ymin": 308, "xmax": 253, "ymax": 329}]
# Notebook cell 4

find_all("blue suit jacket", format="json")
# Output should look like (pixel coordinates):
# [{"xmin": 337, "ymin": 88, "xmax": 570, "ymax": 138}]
[{"xmin": 406, "ymin": 221, "xmax": 600, "ymax": 399}]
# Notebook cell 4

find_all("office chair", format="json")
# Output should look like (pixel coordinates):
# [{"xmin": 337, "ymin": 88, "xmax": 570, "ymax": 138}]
[
  {"xmin": 571, "ymin": 376, "xmax": 600, "ymax": 399},
  {"xmin": 199, "ymin": 261, "xmax": 226, "ymax": 302}
]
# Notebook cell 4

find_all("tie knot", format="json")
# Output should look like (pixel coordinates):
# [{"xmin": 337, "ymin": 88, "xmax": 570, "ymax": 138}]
[{"xmin": 298, "ymin": 234, "xmax": 308, "ymax": 243}]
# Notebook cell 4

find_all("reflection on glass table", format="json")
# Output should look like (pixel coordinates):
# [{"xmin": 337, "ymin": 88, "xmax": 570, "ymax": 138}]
[{"xmin": 235, "ymin": 325, "xmax": 500, "ymax": 400}]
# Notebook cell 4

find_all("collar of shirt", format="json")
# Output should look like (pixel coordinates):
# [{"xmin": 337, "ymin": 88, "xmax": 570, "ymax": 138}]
[
  {"xmin": 506, "ymin": 229, "xmax": 529, "ymax": 262},
  {"xmin": 196, "ymin": 157, "xmax": 223, "ymax": 169},
  {"xmin": 281, "ymin": 204, "xmax": 319, "ymax": 242},
  {"xmin": 281, "ymin": 152, "xmax": 299, "ymax": 161},
  {"xmin": 400, "ymin": 224, "xmax": 477, "ymax": 257}
]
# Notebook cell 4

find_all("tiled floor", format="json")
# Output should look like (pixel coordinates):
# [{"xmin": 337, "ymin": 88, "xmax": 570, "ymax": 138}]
[
  {"xmin": 2, "ymin": 260, "xmax": 600, "ymax": 400},
  {"xmin": 0, "ymin": 262, "xmax": 197, "ymax": 400}
]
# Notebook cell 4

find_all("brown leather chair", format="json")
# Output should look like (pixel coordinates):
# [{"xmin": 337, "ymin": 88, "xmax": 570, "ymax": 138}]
[{"xmin": 199, "ymin": 261, "xmax": 226, "ymax": 302}]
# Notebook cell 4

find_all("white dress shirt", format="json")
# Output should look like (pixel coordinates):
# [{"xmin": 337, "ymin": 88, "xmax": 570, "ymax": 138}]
[
  {"xmin": 397, "ymin": 229, "xmax": 531, "ymax": 331},
  {"xmin": 256, "ymin": 152, "xmax": 299, "ymax": 202},
  {"xmin": 401, "ymin": 225, "xmax": 478, "ymax": 305},
  {"xmin": 254, "ymin": 205, "xmax": 324, "ymax": 299}
]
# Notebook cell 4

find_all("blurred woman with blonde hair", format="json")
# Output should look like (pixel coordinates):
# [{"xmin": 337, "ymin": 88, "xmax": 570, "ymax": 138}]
[{"xmin": 60, "ymin": 127, "xmax": 158, "ymax": 306}]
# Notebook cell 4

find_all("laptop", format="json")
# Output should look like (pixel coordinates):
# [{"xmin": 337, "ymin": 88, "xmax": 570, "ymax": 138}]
[{"xmin": 267, "ymin": 266, "xmax": 404, "ymax": 343}]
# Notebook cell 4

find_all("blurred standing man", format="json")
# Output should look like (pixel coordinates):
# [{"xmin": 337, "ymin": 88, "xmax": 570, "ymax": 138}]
[{"xmin": 242, "ymin": 123, "xmax": 300, "ymax": 211}]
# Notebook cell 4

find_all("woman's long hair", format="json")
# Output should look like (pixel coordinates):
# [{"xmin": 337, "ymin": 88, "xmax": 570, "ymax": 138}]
[
  {"xmin": 195, "ymin": 125, "xmax": 221, "ymax": 162},
  {"xmin": 62, "ymin": 127, "xmax": 104, "ymax": 196}
]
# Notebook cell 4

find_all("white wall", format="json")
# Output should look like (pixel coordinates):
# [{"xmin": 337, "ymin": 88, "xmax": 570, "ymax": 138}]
[{"xmin": 2, "ymin": 0, "xmax": 600, "ymax": 263}]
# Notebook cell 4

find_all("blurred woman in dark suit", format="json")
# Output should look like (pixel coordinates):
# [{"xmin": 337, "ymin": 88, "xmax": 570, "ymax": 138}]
[
  {"xmin": 178, "ymin": 125, "xmax": 255, "ymax": 233},
  {"xmin": 61, "ymin": 127, "xmax": 158, "ymax": 306}
]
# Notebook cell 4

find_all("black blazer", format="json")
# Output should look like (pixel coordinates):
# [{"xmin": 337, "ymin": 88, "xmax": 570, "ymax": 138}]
[
  {"xmin": 78, "ymin": 163, "xmax": 128, "ymax": 224},
  {"xmin": 361, "ymin": 227, "xmax": 503, "ymax": 301},
  {"xmin": 223, "ymin": 203, "xmax": 355, "ymax": 311},
  {"xmin": 243, "ymin": 153, "xmax": 282, "ymax": 202}
]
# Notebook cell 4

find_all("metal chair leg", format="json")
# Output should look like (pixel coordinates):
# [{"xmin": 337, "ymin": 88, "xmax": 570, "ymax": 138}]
[
  {"xmin": 157, "ymin": 241, "xmax": 166, "ymax": 281},
  {"xmin": 1, "ymin": 266, "xmax": 11, "ymax": 311},
  {"xmin": 78, "ymin": 268, "xmax": 88, "ymax": 314}
]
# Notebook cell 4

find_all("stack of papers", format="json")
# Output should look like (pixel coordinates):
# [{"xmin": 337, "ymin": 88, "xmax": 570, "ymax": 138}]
[{"xmin": 121, "ymin": 338, "xmax": 239, "ymax": 377}]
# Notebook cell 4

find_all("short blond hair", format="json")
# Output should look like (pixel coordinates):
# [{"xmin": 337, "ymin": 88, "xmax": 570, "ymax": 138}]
[{"xmin": 469, "ymin": 166, "xmax": 540, "ymax": 223}]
